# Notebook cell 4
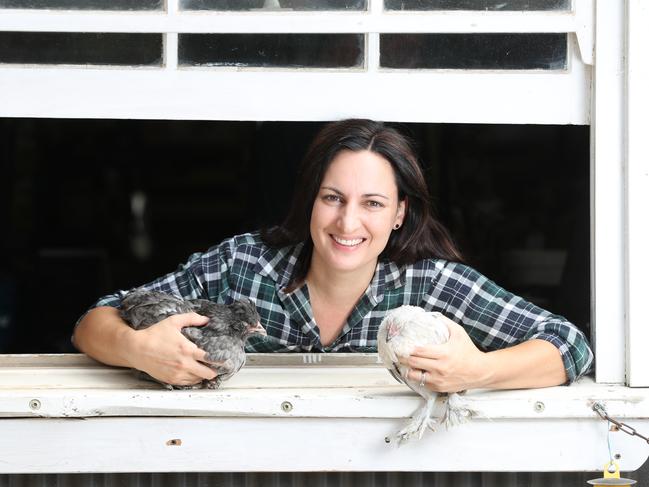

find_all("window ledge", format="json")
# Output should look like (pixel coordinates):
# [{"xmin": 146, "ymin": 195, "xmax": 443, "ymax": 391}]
[{"xmin": 0, "ymin": 354, "xmax": 647, "ymax": 473}]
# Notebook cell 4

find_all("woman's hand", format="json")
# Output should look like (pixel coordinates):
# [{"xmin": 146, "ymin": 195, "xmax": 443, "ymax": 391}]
[
  {"xmin": 399, "ymin": 315, "xmax": 490, "ymax": 393},
  {"xmin": 127, "ymin": 313, "xmax": 218, "ymax": 387},
  {"xmin": 398, "ymin": 314, "xmax": 569, "ymax": 392}
]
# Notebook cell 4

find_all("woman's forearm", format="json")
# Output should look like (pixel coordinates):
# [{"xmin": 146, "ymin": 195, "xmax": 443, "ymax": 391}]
[
  {"xmin": 403, "ymin": 320, "xmax": 569, "ymax": 392},
  {"xmin": 480, "ymin": 339, "xmax": 568, "ymax": 390},
  {"xmin": 73, "ymin": 306, "xmax": 139, "ymax": 368},
  {"xmin": 74, "ymin": 306, "xmax": 216, "ymax": 386}
]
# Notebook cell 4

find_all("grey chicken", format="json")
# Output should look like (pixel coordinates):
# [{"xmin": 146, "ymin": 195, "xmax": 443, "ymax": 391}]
[
  {"xmin": 377, "ymin": 305, "xmax": 474, "ymax": 444},
  {"xmin": 119, "ymin": 289, "xmax": 266, "ymax": 389}
]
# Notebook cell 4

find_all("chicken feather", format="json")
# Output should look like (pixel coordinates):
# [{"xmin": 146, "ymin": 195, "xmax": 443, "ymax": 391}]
[
  {"xmin": 377, "ymin": 305, "xmax": 474, "ymax": 444},
  {"xmin": 119, "ymin": 289, "xmax": 265, "ymax": 389}
]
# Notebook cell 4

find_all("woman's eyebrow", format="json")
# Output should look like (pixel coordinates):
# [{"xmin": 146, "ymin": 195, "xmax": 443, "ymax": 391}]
[
  {"xmin": 321, "ymin": 186, "xmax": 390, "ymax": 200},
  {"xmin": 321, "ymin": 186, "xmax": 343, "ymax": 195},
  {"xmin": 364, "ymin": 193, "xmax": 390, "ymax": 200}
]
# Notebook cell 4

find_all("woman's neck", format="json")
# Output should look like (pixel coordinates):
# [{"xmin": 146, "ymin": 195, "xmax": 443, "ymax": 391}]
[{"xmin": 306, "ymin": 256, "xmax": 377, "ymax": 304}]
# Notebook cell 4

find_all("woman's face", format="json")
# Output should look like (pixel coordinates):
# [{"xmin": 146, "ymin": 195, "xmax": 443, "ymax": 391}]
[{"xmin": 309, "ymin": 149, "xmax": 405, "ymax": 276}]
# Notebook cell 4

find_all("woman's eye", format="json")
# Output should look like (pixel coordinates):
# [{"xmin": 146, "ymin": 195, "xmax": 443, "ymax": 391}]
[
  {"xmin": 366, "ymin": 200, "xmax": 384, "ymax": 208},
  {"xmin": 323, "ymin": 194, "xmax": 342, "ymax": 203}
]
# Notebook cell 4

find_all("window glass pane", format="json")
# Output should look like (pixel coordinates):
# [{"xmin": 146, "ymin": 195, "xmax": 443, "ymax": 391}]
[
  {"xmin": 179, "ymin": 34, "xmax": 364, "ymax": 68},
  {"xmin": 384, "ymin": 0, "xmax": 570, "ymax": 10},
  {"xmin": 0, "ymin": 0, "xmax": 161, "ymax": 9},
  {"xmin": 0, "ymin": 33, "xmax": 163, "ymax": 66},
  {"xmin": 380, "ymin": 34, "xmax": 567, "ymax": 70},
  {"xmin": 180, "ymin": 0, "xmax": 366, "ymax": 10}
]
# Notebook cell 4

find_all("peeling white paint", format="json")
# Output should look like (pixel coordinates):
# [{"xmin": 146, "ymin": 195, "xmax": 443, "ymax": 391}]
[{"xmin": 0, "ymin": 354, "xmax": 648, "ymax": 472}]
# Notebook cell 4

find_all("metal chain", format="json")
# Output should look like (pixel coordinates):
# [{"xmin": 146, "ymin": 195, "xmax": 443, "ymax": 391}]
[{"xmin": 592, "ymin": 402, "xmax": 649, "ymax": 444}]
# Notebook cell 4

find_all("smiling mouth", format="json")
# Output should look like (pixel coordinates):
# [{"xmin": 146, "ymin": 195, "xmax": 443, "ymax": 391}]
[{"xmin": 331, "ymin": 235, "xmax": 366, "ymax": 247}]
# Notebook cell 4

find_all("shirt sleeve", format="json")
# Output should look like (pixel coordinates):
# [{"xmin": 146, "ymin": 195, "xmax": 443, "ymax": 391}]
[{"xmin": 424, "ymin": 261, "xmax": 594, "ymax": 383}]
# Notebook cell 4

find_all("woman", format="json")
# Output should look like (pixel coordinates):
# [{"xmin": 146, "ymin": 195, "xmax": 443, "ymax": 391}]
[{"xmin": 73, "ymin": 119, "xmax": 593, "ymax": 391}]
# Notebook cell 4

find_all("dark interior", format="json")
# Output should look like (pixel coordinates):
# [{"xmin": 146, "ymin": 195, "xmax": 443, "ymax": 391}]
[{"xmin": 0, "ymin": 119, "xmax": 590, "ymax": 353}]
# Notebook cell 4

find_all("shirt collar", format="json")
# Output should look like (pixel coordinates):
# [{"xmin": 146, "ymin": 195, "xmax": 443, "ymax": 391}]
[
  {"xmin": 256, "ymin": 241, "xmax": 405, "ymax": 297},
  {"xmin": 255, "ymin": 241, "xmax": 305, "ymax": 290},
  {"xmin": 380, "ymin": 258, "xmax": 404, "ymax": 291},
  {"xmin": 367, "ymin": 259, "xmax": 404, "ymax": 304}
]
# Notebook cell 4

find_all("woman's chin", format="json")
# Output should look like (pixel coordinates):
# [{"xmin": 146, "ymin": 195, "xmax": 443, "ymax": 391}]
[
  {"xmin": 312, "ymin": 236, "xmax": 381, "ymax": 274},
  {"xmin": 324, "ymin": 251, "xmax": 375, "ymax": 274}
]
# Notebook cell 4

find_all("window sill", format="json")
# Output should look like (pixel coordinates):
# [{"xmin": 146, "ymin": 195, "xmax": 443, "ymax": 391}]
[{"xmin": 0, "ymin": 353, "xmax": 647, "ymax": 473}]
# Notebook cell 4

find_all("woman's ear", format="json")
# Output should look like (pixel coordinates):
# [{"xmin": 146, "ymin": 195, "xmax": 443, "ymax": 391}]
[{"xmin": 396, "ymin": 197, "xmax": 408, "ymax": 226}]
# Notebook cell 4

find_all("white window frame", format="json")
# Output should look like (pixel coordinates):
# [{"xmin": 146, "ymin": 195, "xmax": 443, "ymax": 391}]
[
  {"xmin": 591, "ymin": 0, "xmax": 649, "ymax": 387},
  {"xmin": 592, "ymin": 0, "xmax": 626, "ymax": 384},
  {"xmin": 0, "ymin": 0, "xmax": 645, "ymax": 385},
  {"xmin": 625, "ymin": 0, "xmax": 649, "ymax": 387},
  {"xmin": 0, "ymin": 1, "xmax": 590, "ymax": 123}
]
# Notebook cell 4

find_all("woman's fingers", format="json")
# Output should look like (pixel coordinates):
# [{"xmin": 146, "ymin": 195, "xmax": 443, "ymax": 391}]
[
  {"xmin": 402, "ymin": 354, "xmax": 441, "ymax": 374},
  {"xmin": 166, "ymin": 312, "xmax": 209, "ymax": 330},
  {"xmin": 411, "ymin": 344, "xmax": 447, "ymax": 359},
  {"xmin": 162, "ymin": 363, "xmax": 217, "ymax": 386},
  {"xmin": 405, "ymin": 367, "xmax": 429, "ymax": 387},
  {"xmin": 186, "ymin": 359, "xmax": 219, "ymax": 381},
  {"xmin": 130, "ymin": 317, "xmax": 217, "ymax": 385},
  {"xmin": 193, "ymin": 347, "xmax": 224, "ymax": 367},
  {"xmin": 193, "ymin": 347, "xmax": 209, "ymax": 362},
  {"xmin": 395, "ymin": 320, "xmax": 486, "ymax": 392}
]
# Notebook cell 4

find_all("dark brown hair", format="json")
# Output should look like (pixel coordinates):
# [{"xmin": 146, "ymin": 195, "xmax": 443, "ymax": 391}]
[{"xmin": 262, "ymin": 119, "xmax": 463, "ymax": 285}]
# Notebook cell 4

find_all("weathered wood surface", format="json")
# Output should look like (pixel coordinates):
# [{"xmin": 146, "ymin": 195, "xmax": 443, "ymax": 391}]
[
  {"xmin": 1, "ymin": 354, "xmax": 649, "ymax": 420},
  {"xmin": 0, "ymin": 354, "xmax": 648, "ymax": 473},
  {"xmin": 2, "ymin": 416, "xmax": 647, "ymax": 474}
]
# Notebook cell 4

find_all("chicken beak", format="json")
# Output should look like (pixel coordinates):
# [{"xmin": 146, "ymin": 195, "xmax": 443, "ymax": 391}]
[{"xmin": 248, "ymin": 321, "xmax": 266, "ymax": 336}]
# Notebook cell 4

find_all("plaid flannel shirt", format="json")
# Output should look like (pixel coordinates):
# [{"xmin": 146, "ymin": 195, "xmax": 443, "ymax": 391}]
[{"xmin": 89, "ymin": 232, "xmax": 594, "ymax": 382}]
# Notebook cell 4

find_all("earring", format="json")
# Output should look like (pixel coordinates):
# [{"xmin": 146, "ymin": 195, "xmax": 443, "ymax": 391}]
[{"xmin": 394, "ymin": 223, "xmax": 401, "ymax": 230}]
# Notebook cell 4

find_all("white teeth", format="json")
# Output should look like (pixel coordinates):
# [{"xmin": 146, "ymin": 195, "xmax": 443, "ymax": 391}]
[{"xmin": 332, "ymin": 236, "xmax": 364, "ymax": 247}]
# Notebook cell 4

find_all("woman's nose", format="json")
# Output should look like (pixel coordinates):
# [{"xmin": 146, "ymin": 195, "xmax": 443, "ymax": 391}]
[{"xmin": 338, "ymin": 205, "xmax": 360, "ymax": 233}]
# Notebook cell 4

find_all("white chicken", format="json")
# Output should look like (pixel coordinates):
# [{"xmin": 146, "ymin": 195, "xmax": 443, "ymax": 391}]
[{"xmin": 377, "ymin": 305, "xmax": 474, "ymax": 444}]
